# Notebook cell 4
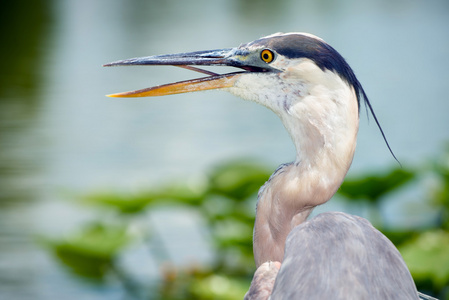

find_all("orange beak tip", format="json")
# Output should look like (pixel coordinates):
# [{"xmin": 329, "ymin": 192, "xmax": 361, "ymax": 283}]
[
  {"xmin": 105, "ymin": 92, "xmax": 136, "ymax": 98},
  {"xmin": 105, "ymin": 93, "xmax": 121, "ymax": 98}
]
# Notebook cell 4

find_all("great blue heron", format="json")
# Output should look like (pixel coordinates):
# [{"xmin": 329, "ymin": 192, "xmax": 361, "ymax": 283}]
[{"xmin": 104, "ymin": 32, "xmax": 436, "ymax": 300}]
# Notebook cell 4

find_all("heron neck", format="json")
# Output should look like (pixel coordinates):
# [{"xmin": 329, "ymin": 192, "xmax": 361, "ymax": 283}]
[{"xmin": 253, "ymin": 81, "xmax": 359, "ymax": 267}]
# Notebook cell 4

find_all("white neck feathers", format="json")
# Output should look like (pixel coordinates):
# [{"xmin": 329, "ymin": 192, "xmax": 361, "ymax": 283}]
[{"xmin": 230, "ymin": 59, "xmax": 359, "ymax": 266}]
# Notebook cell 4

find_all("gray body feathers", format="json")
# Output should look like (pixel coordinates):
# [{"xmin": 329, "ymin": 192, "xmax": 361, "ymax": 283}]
[{"xmin": 270, "ymin": 212, "xmax": 419, "ymax": 300}]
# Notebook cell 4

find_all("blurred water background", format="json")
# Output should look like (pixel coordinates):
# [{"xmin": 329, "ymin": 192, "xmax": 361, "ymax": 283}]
[{"xmin": 0, "ymin": 0, "xmax": 448, "ymax": 299}]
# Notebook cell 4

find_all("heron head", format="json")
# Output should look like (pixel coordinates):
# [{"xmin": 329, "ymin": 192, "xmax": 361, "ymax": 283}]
[
  {"xmin": 103, "ymin": 33, "xmax": 362, "ymax": 111},
  {"xmin": 104, "ymin": 32, "xmax": 397, "ymax": 162}
]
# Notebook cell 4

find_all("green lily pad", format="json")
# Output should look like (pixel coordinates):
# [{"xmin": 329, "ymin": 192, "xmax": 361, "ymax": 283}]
[
  {"xmin": 399, "ymin": 230, "xmax": 449, "ymax": 289},
  {"xmin": 42, "ymin": 223, "xmax": 132, "ymax": 280},
  {"xmin": 338, "ymin": 168, "xmax": 415, "ymax": 203}
]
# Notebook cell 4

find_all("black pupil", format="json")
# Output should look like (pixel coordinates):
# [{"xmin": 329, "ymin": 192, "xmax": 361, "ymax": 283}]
[{"xmin": 263, "ymin": 53, "xmax": 269, "ymax": 60}]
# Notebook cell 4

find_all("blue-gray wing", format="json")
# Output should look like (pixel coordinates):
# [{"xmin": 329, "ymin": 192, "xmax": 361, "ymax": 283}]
[
  {"xmin": 270, "ymin": 212, "xmax": 419, "ymax": 300},
  {"xmin": 418, "ymin": 292, "xmax": 439, "ymax": 300}
]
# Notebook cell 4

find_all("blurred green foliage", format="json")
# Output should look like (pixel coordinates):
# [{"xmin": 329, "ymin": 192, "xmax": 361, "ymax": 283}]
[
  {"xmin": 400, "ymin": 230, "xmax": 449, "ymax": 291},
  {"xmin": 339, "ymin": 168, "xmax": 415, "ymax": 203},
  {"xmin": 43, "ymin": 146, "xmax": 449, "ymax": 299},
  {"xmin": 42, "ymin": 223, "xmax": 131, "ymax": 280}
]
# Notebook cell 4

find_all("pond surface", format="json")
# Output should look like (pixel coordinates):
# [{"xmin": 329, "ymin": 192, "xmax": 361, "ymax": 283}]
[{"xmin": 0, "ymin": 1, "xmax": 448, "ymax": 299}]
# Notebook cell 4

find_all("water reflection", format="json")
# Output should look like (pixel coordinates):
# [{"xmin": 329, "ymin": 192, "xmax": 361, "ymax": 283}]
[
  {"xmin": 0, "ymin": 2, "xmax": 57, "ymax": 299},
  {"xmin": 0, "ymin": 0, "xmax": 52, "ymax": 204}
]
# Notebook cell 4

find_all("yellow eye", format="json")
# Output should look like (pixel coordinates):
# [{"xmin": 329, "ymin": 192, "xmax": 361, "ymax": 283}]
[{"xmin": 261, "ymin": 49, "xmax": 274, "ymax": 63}]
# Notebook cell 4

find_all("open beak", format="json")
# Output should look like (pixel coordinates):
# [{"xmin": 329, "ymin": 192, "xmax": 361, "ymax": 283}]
[{"xmin": 103, "ymin": 48, "xmax": 273, "ymax": 97}]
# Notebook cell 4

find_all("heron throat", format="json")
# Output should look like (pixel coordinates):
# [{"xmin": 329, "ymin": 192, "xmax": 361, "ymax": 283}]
[{"xmin": 230, "ymin": 61, "xmax": 360, "ymax": 267}]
